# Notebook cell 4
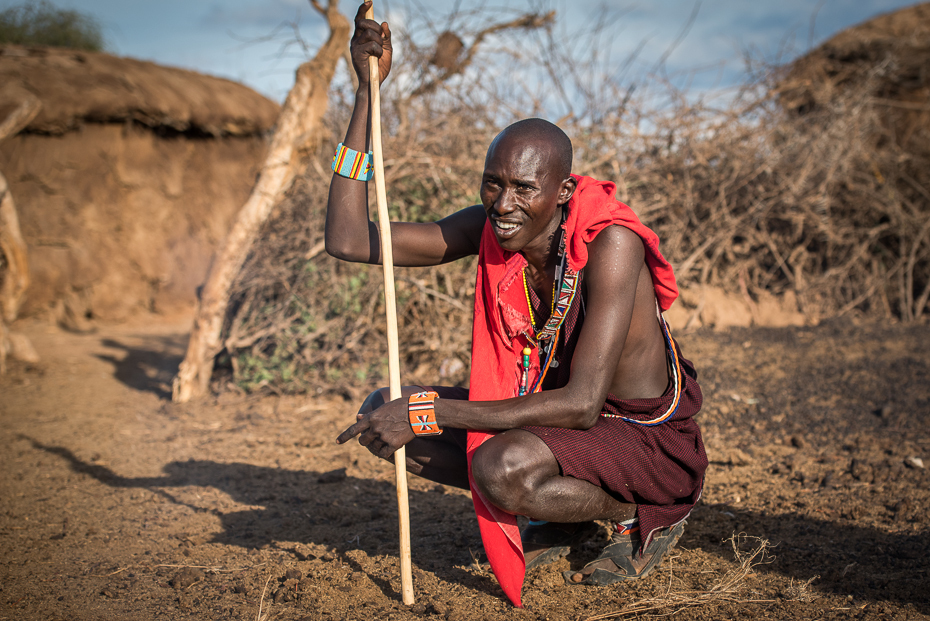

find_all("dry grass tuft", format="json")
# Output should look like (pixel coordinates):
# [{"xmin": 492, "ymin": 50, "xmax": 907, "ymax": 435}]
[
  {"xmin": 786, "ymin": 575, "xmax": 821, "ymax": 603},
  {"xmin": 582, "ymin": 534, "xmax": 776, "ymax": 621}
]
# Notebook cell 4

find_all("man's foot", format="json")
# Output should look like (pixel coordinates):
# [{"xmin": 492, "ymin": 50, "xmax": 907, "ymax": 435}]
[
  {"xmin": 563, "ymin": 521, "xmax": 686, "ymax": 586},
  {"xmin": 522, "ymin": 521, "xmax": 600, "ymax": 571}
]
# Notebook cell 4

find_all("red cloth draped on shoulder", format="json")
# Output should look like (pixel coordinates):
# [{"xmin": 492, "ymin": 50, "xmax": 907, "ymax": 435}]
[{"xmin": 466, "ymin": 174, "xmax": 679, "ymax": 607}]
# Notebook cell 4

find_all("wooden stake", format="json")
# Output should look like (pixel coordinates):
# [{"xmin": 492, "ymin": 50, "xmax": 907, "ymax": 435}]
[
  {"xmin": 366, "ymin": 2, "xmax": 414, "ymax": 606},
  {"xmin": 171, "ymin": 2, "xmax": 350, "ymax": 402}
]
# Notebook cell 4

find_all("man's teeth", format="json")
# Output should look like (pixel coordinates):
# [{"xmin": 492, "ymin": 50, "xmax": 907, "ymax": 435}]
[{"xmin": 497, "ymin": 222, "xmax": 518, "ymax": 230}]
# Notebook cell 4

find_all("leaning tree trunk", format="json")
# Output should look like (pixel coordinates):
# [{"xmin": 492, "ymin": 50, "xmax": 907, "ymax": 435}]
[
  {"xmin": 0, "ymin": 95, "xmax": 41, "ymax": 374},
  {"xmin": 172, "ymin": 0, "xmax": 350, "ymax": 402}
]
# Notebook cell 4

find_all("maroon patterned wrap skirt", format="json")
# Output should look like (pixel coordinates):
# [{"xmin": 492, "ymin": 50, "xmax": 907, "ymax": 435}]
[{"xmin": 522, "ymin": 349, "xmax": 707, "ymax": 547}]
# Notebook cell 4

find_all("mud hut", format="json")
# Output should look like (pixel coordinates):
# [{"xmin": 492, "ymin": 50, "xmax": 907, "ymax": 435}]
[{"xmin": 0, "ymin": 45, "xmax": 280, "ymax": 326}]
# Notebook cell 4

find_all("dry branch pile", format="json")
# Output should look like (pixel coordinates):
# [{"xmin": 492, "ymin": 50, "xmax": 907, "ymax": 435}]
[{"xmin": 213, "ymin": 5, "xmax": 929, "ymax": 396}]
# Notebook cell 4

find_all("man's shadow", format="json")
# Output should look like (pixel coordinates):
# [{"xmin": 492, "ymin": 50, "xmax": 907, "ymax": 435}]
[
  {"xmin": 25, "ymin": 437, "xmax": 492, "ymax": 601},
  {"xmin": 26, "ymin": 437, "xmax": 930, "ymax": 610}
]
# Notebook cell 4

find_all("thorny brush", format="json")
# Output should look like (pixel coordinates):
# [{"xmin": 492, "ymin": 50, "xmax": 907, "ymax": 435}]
[{"xmin": 218, "ymin": 4, "xmax": 930, "ymax": 396}]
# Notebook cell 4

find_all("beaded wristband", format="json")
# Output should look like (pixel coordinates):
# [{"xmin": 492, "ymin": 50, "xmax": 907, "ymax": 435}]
[
  {"xmin": 331, "ymin": 143, "xmax": 374, "ymax": 181},
  {"xmin": 408, "ymin": 391, "xmax": 442, "ymax": 436}
]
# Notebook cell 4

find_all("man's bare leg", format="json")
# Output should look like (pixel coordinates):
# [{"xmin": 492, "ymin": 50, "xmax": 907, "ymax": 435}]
[
  {"xmin": 470, "ymin": 429, "xmax": 634, "ymax": 522},
  {"xmin": 470, "ymin": 429, "xmax": 638, "ymax": 574},
  {"xmin": 401, "ymin": 433, "xmax": 470, "ymax": 489}
]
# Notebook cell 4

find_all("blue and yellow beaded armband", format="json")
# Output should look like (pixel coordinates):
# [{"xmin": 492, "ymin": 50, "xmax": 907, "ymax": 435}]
[{"xmin": 331, "ymin": 143, "xmax": 374, "ymax": 181}]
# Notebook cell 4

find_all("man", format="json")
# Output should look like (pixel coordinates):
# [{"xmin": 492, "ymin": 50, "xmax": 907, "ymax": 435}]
[{"xmin": 326, "ymin": 2, "xmax": 707, "ymax": 606}]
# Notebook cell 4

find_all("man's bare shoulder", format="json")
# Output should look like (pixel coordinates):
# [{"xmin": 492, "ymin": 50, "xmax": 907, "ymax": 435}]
[{"xmin": 585, "ymin": 224, "xmax": 646, "ymax": 270}]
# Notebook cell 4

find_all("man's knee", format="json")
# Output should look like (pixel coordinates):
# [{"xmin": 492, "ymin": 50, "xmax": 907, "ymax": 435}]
[{"xmin": 471, "ymin": 431, "xmax": 557, "ymax": 514}]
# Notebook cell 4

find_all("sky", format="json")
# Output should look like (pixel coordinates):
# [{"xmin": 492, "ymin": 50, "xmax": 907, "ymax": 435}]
[{"xmin": 3, "ymin": 0, "xmax": 922, "ymax": 102}]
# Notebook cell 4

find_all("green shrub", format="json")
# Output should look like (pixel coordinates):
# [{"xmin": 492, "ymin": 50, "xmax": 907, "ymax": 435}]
[{"xmin": 0, "ymin": 0, "xmax": 105, "ymax": 51}]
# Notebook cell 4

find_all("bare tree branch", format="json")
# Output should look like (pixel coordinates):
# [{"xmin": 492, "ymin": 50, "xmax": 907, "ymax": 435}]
[{"xmin": 410, "ymin": 11, "xmax": 555, "ymax": 98}]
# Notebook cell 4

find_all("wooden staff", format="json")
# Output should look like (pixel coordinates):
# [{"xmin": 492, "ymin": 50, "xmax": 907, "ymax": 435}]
[{"xmin": 365, "ymin": 2, "xmax": 414, "ymax": 606}]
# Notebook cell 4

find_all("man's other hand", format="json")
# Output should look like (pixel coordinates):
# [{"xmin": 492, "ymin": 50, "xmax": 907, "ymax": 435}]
[{"xmin": 352, "ymin": 2, "xmax": 392, "ymax": 86}]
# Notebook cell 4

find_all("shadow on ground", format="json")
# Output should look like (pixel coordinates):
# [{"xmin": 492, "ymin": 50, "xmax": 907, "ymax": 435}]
[
  {"xmin": 25, "ymin": 437, "xmax": 493, "ymax": 602},
  {"xmin": 25, "ymin": 437, "xmax": 930, "ymax": 612},
  {"xmin": 95, "ymin": 335, "xmax": 186, "ymax": 399}
]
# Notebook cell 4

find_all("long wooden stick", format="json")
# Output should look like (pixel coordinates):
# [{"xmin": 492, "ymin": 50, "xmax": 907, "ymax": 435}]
[{"xmin": 365, "ymin": 3, "xmax": 414, "ymax": 606}]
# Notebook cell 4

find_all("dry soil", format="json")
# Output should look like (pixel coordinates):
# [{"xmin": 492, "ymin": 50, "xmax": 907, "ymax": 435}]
[{"xmin": 1, "ymin": 315, "xmax": 928, "ymax": 621}]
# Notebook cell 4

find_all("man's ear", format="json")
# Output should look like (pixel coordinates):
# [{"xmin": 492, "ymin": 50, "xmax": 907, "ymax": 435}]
[{"xmin": 558, "ymin": 176, "xmax": 577, "ymax": 206}]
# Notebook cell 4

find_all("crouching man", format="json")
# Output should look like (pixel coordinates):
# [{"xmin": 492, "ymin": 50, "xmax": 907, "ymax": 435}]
[{"xmin": 325, "ymin": 2, "xmax": 707, "ymax": 606}]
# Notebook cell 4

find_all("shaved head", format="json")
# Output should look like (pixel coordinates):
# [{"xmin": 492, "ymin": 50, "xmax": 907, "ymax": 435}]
[{"xmin": 487, "ymin": 118, "xmax": 573, "ymax": 181}]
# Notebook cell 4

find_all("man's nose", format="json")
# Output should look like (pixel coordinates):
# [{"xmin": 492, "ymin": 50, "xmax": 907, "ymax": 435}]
[{"xmin": 495, "ymin": 188, "xmax": 518, "ymax": 214}]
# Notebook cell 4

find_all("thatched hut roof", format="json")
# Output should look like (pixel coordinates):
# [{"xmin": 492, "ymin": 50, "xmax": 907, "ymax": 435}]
[{"xmin": 0, "ymin": 44, "xmax": 280, "ymax": 136}]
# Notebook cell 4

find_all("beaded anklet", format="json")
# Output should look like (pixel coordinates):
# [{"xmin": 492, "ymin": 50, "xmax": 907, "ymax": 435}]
[{"xmin": 614, "ymin": 518, "xmax": 640, "ymax": 536}]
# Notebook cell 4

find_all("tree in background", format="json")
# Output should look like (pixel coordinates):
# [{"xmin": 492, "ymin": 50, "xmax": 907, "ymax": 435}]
[{"xmin": 0, "ymin": 0, "xmax": 105, "ymax": 51}]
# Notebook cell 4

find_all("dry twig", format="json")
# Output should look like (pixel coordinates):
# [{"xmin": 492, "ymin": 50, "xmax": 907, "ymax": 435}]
[{"xmin": 256, "ymin": 573, "xmax": 273, "ymax": 621}]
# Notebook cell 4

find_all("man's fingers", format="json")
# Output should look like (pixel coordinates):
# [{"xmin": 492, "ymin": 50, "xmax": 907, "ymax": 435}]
[
  {"xmin": 353, "ymin": 3, "xmax": 382, "ymax": 36},
  {"xmin": 354, "ymin": 1, "xmax": 371, "ymax": 22},
  {"xmin": 358, "ymin": 427, "xmax": 377, "ymax": 447},
  {"xmin": 360, "ymin": 40, "xmax": 383, "ymax": 58},
  {"xmin": 336, "ymin": 419, "xmax": 368, "ymax": 444}
]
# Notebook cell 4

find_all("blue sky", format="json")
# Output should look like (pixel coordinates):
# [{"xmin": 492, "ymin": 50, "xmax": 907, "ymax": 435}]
[{"xmin": 3, "ymin": 0, "xmax": 921, "ymax": 102}]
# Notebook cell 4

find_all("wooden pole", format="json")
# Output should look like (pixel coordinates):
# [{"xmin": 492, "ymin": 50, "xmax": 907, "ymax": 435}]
[
  {"xmin": 365, "ymin": 3, "xmax": 414, "ymax": 606},
  {"xmin": 172, "ymin": 1, "xmax": 350, "ymax": 402}
]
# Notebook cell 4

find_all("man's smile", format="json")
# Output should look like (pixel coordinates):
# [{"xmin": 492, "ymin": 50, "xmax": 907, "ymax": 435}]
[{"xmin": 492, "ymin": 218, "xmax": 522, "ymax": 237}]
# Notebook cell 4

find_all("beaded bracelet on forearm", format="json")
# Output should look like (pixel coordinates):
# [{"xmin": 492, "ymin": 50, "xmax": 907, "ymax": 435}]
[
  {"xmin": 408, "ymin": 390, "xmax": 442, "ymax": 436},
  {"xmin": 331, "ymin": 143, "xmax": 374, "ymax": 181}
]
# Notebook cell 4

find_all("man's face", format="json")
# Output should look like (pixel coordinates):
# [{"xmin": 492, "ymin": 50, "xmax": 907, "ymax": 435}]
[{"xmin": 480, "ymin": 133, "xmax": 566, "ymax": 254}]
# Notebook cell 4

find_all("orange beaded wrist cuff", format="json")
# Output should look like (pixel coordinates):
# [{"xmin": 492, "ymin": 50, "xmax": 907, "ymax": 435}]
[{"xmin": 408, "ymin": 391, "xmax": 442, "ymax": 436}]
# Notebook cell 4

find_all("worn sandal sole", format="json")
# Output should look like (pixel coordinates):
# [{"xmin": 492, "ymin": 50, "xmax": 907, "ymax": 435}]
[
  {"xmin": 523, "ymin": 521, "xmax": 600, "ymax": 571},
  {"xmin": 563, "ymin": 520, "xmax": 686, "ymax": 586}
]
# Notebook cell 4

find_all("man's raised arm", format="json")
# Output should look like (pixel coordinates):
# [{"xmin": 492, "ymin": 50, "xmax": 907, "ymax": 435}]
[{"xmin": 324, "ymin": 2, "xmax": 484, "ymax": 267}]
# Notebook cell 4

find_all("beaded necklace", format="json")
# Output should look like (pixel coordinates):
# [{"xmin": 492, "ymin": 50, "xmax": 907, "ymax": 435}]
[
  {"xmin": 519, "ymin": 270, "xmax": 562, "ymax": 396},
  {"xmin": 522, "ymin": 268, "xmax": 556, "ymax": 332},
  {"xmin": 519, "ymin": 215, "xmax": 577, "ymax": 396}
]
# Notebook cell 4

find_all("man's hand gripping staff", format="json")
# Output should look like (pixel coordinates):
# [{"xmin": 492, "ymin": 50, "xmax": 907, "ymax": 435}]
[{"xmin": 351, "ymin": 2, "xmax": 392, "ymax": 87}]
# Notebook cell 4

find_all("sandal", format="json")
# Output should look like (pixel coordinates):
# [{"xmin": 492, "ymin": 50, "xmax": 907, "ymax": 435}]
[
  {"xmin": 563, "ymin": 520, "xmax": 686, "ymax": 586},
  {"xmin": 522, "ymin": 521, "xmax": 600, "ymax": 571}
]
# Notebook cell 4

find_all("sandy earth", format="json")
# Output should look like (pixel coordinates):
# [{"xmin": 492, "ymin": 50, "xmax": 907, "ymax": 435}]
[{"xmin": 1, "ymin": 315, "xmax": 928, "ymax": 621}]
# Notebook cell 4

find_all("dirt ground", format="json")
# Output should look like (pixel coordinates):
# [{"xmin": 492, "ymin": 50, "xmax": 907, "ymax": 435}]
[{"xmin": 1, "ymin": 314, "xmax": 928, "ymax": 621}]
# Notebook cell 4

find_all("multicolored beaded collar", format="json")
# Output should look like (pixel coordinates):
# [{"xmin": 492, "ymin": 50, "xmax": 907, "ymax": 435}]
[{"xmin": 519, "ymin": 220, "xmax": 579, "ymax": 396}]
